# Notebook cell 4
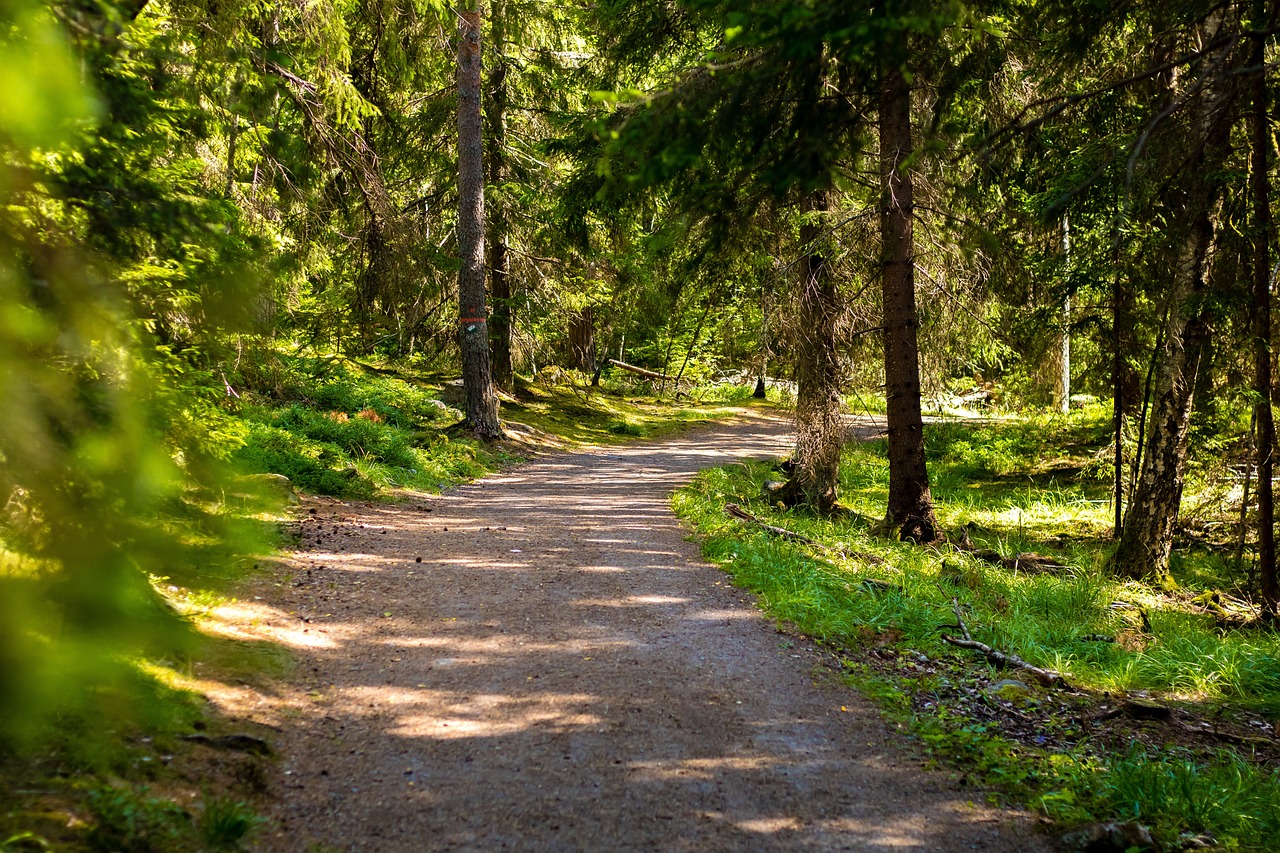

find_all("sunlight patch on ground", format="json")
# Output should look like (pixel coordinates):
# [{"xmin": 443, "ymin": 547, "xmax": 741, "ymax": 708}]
[
  {"xmin": 629, "ymin": 755, "xmax": 782, "ymax": 781},
  {"xmin": 203, "ymin": 600, "xmax": 339, "ymax": 650},
  {"xmin": 568, "ymin": 595, "xmax": 691, "ymax": 608},
  {"xmin": 346, "ymin": 688, "xmax": 607, "ymax": 739}
]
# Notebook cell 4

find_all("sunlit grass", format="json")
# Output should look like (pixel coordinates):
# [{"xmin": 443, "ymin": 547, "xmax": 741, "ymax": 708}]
[{"xmin": 674, "ymin": 404, "xmax": 1280, "ymax": 850}]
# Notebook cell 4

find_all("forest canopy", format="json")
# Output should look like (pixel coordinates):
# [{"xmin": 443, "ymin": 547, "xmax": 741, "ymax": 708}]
[{"xmin": 1, "ymin": 2, "xmax": 1279, "ymax": 846}]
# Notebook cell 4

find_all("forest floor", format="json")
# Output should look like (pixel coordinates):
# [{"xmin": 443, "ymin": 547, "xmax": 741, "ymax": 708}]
[{"xmin": 202, "ymin": 410, "xmax": 1054, "ymax": 852}]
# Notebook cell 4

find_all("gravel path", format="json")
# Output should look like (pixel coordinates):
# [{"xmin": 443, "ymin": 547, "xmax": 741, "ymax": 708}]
[{"xmin": 232, "ymin": 412, "xmax": 1051, "ymax": 852}]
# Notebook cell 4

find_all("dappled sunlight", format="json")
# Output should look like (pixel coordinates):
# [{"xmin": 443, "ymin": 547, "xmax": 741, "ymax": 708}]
[
  {"xmin": 628, "ymin": 754, "xmax": 784, "ymax": 780},
  {"xmin": 239, "ymin": 417, "xmax": 1047, "ymax": 852},
  {"xmin": 569, "ymin": 595, "xmax": 692, "ymax": 608},
  {"xmin": 204, "ymin": 600, "xmax": 339, "ymax": 650}
]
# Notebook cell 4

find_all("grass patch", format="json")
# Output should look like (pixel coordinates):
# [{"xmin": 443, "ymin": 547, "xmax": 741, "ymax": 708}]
[
  {"xmin": 674, "ymin": 403, "xmax": 1280, "ymax": 850},
  {"xmin": 232, "ymin": 357, "xmax": 744, "ymax": 499}
]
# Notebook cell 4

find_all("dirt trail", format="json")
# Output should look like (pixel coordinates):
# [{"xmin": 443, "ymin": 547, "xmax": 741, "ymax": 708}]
[{"xmin": 221, "ymin": 412, "xmax": 1051, "ymax": 852}]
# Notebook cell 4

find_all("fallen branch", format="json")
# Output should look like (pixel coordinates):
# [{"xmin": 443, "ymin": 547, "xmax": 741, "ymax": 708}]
[
  {"xmin": 949, "ymin": 527, "xmax": 1071, "ymax": 574},
  {"xmin": 942, "ymin": 597, "xmax": 1069, "ymax": 688},
  {"xmin": 974, "ymin": 550, "xmax": 1070, "ymax": 573},
  {"xmin": 1094, "ymin": 701, "xmax": 1277, "ymax": 749},
  {"xmin": 608, "ymin": 358, "xmax": 678, "ymax": 382},
  {"xmin": 723, "ymin": 503, "xmax": 886, "ymax": 566}
]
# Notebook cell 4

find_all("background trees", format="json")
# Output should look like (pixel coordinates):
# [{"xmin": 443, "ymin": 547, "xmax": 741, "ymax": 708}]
[{"xmin": 3, "ymin": 0, "xmax": 1279, "ymax": 753}]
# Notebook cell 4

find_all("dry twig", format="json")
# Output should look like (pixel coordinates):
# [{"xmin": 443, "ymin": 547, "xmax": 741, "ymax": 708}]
[
  {"xmin": 723, "ymin": 503, "xmax": 886, "ymax": 566},
  {"xmin": 941, "ymin": 597, "xmax": 1069, "ymax": 688}
]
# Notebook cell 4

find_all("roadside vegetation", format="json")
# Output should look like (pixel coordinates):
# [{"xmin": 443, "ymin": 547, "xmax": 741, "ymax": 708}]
[
  {"xmin": 0, "ymin": 355, "xmax": 755, "ymax": 852},
  {"xmin": 5, "ymin": 0, "xmax": 1280, "ymax": 850},
  {"xmin": 675, "ymin": 403, "xmax": 1280, "ymax": 850}
]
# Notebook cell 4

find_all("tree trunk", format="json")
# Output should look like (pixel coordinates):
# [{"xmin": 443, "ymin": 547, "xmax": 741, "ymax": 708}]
[
  {"xmin": 568, "ymin": 307, "xmax": 596, "ymax": 372},
  {"xmin": 457, "ymin": 2, "xmax": 502, "ymax": 439},
  {"xmin": 1112, "ymin": 31, "xmax": 1238, "ymax": 584},
  {"xmin": 778, "ymin": 189, "xmax": 842, "ymax": 513},
  {"xmin": 1055, "ymin": 215, "xmax": 1071, "ymax": 413},
  {"xmin": 1112, "ymin": 220, "xmax": 1214, "ymax": 584},
  {"xmin": 1249, "ymin": 23, "xmax": 1277, "ymax": 614},
  {"xmin": 485, "ymin": 0, "xmax": 513, "ymax": 391},
  {"xmin": 879, "ymin": 63, "xmax": 937, "ymax": 543}
]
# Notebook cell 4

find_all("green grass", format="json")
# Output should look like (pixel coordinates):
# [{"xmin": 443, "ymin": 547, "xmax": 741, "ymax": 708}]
[
  {"xmin": 674, "ymin": 403, "xmax": 1280, "ymax": 850},
  {"xmin": 231, "ymin": 357, "xmax": 745, "ymax": 499}
]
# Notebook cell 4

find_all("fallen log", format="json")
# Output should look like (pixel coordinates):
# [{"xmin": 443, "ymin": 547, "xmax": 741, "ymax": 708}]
[
  {"xmin": 942, "ymin": 598, "xmax": 1069, "ymax": 688},
  {"xmin": 608, "ymin": 358, "xmax": 678, "ymax": 382},
  {"xmin": 948, "ymin": 526, "xmax": 1071, "ymax": 574}
]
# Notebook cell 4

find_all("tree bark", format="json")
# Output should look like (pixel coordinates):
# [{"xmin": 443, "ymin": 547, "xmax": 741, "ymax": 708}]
[
  {"xmin": 879, "ymin": 63, "xmax": 937, "ymax": 543},
  {"xmin": 1055, "ymin": 215, "xmax": 1071, "ymax": 413},
  {"xmin": 457, "ymin": 2, "xmax": 502, "ymax": 439},
  {"xmin": 485, "ymin": 0, "xmax": 513, "ymax": 391},
  {"xmin": 778, "ymin": 189, "xmax": 842, "ymax": 513},
  {"xmin": 1112, "ymin": 46, "xmax": 1237, "ymax": 583},
  {"xmin": 1249, "ymin": 23, "xmax": 1277, "ymax": 614},
  {"xmin": 1112, "ymin": 218, "xmax": 1214, "ymax": 584}
]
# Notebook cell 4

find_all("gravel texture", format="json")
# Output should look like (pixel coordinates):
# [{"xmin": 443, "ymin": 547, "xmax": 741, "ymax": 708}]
[{"xmin": 226, "ymin": 412, "xmax": 1052, "ymax": 852}]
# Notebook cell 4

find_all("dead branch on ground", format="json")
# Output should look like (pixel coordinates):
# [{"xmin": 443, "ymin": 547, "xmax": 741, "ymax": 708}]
[
  {"xmin": 942, "ymin": 598, "xmax": 1069, "ymax": 688},
  {"xmin": 723, "ymin": 503, "xmax": 886, "ymax": 566}
]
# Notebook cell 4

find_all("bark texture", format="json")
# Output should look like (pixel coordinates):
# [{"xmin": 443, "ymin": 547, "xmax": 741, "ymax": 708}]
[
  {"xmin": 1113, "ymin": 40, "xmax": 1237, "ymax": 583},
  {"xmin": 1249, "ymin": 25, "xmax": 1277, "ymax": 614},
  {"xmin": 878, "ymin": 64, "xmax": 937, "ymax": 543},
  {"xmin": 778, "ymin": 189, "xmax": 842, "ymax": 513},
  {"xmin": 1112, "ymin": 219, "xmax": 1214, "ymax": 584},
  {"xmin": 457, "ymin": 4, "xmax": 502, "ymax": 439},
  {"xmin": 485, "ymin": 0, "xmax": 513, "ymax": 391}
]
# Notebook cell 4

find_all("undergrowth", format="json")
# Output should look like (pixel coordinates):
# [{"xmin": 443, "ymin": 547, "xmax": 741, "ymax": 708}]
[
  {"xmin": 3, "ymin": 355, "xmax": 761, "ymax": 851},
  {"xmin": 231, "ymin": 357, "xmax": 738, "ymax": 499},
  {"xmin": 674, "ymin": 403, "xmax": 1280, "ymax": 850}
]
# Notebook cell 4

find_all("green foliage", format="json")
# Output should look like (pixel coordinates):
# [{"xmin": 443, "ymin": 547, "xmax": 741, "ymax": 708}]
[
  {"xmin": 78, "ymin": 786, "xmax": 261, "ymax": 853},
  {"xmin": 0, "ymin": 0, "xmax": 263, "ymax": 753},
  {"xmin": 230, "ymin": 358, "xmax": 490, "ymax": 497},
  {"xmin": 199, "ymin": 796, "xmax": 263, "ymax": 851},
  {"xmin": 85, "ymin": 786, "xmax": 190, "ymax": 853},
  {"xmin": 1038, "ymin": 747, "xmax": 1280, "ymax": 849},
  {"xmin": 674, "ymin": 410, "xmax": 1280, "ymax": 849}
]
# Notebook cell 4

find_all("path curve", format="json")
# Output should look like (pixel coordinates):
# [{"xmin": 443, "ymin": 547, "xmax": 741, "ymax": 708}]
[{"xmin": 237, "ymin": 413, "xmax": 1050, "ymax": 852}]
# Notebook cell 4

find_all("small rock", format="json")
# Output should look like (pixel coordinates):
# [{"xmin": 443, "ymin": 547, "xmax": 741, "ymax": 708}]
[
  {"xmin": 1060, "ymin": 821, "xmax": 1155, "ymax": 852},
  {"xmin": 986, "ymin": 679, "xmax": 1034, "ymax": 701}
]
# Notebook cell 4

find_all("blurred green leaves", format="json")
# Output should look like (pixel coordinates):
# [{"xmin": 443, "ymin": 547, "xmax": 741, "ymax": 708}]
[
  {"xmin": 0, "ymin": 0, "xmax": 256, "ymax": 750},
  {"xmin": 0, "ymin": 0, "xmax": 99, "ymax": 150}
]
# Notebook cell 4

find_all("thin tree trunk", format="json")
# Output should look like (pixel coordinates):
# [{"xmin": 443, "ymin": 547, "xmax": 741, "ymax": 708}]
[
  {"xmin": 1249, "ymin": 22, "xmax": 1277, "ymax": 614},
  {"xmin": 1056, "ymin": 215, "xmax": 1071, "ymax": 413},
  {"xmin": 486, "ymin": 0, "xmax": 513, "ymax": 391},
  {"xmin": 457, "ymin": 2, "xmax": 502, "ymax": 439},
  {"xmin": 778, "ymin": 189, "xmax": 842, "ymax": 512},
  {"xmin": 1112, "ymin": 218, "xmax": 1214, "ymax": 585},
  {"xmin": 879, "ymin": 63, "xmax": 937, "ymax": 542},
  {"xmin": 1112, "ymin": 256, "xmax": 1125, "ymax": 537},
  {"xmin": 1112, "ymin": 31, "xmax": 1237, "ymax": 584},
  {"xmin": 673, "ymin": 298, "xmax": 713, "ymax": 388}
]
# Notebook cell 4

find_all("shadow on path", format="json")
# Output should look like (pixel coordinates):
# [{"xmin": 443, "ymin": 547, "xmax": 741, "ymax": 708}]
[{"xmin": 221, "ymin": 414, "xmax": 1048, "ymax": 852}]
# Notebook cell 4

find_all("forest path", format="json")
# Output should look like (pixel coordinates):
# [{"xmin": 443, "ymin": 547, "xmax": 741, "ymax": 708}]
[{"xmin": 230, "ymin": 411, "xmax": 1050, "ymax": 852}]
